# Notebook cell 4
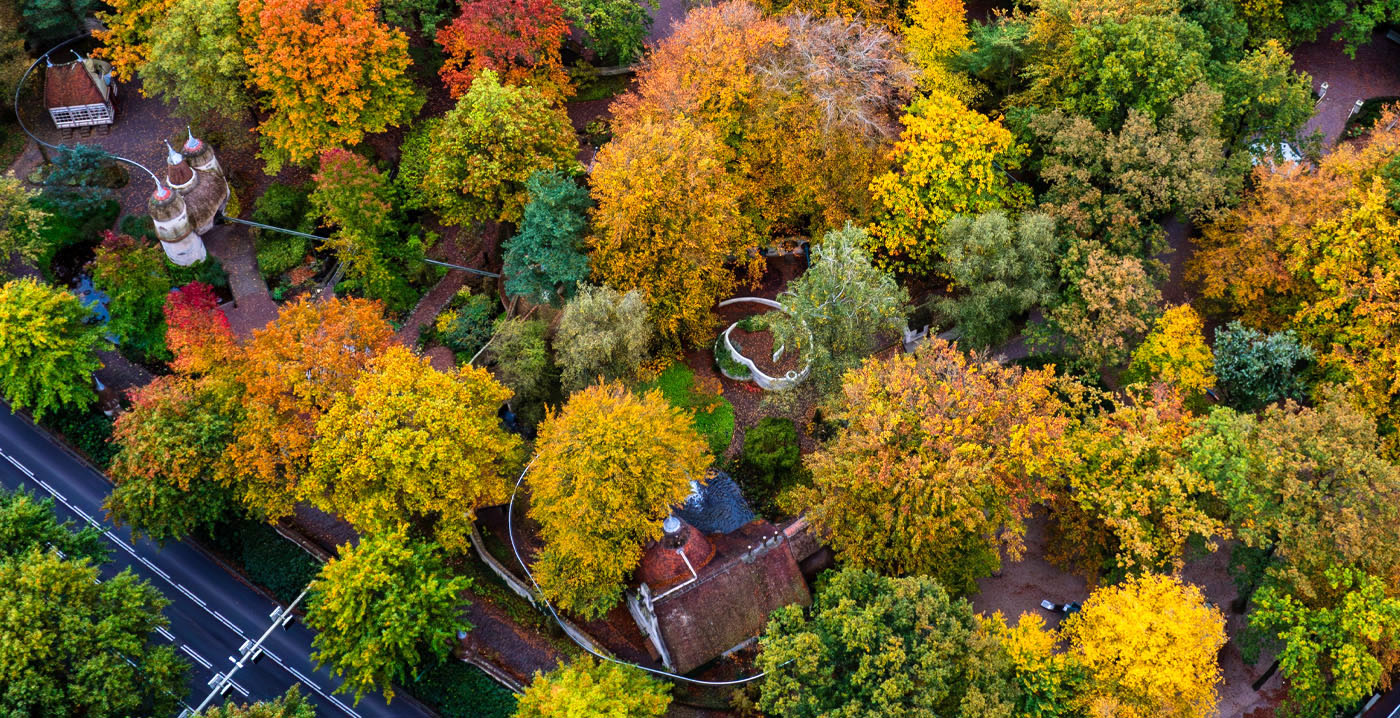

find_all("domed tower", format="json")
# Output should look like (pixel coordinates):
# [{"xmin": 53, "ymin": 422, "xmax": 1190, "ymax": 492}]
[
  {"xmin": 164, "ymin": 141, "xmax": 195, "ymax": 194},
  {"xmin": 179, "ymin": 128, "xmax": 229, "ymax": 235},
  {"xmin": 147, "ymin": 182, "xmax": 207, "ymax": 266}
]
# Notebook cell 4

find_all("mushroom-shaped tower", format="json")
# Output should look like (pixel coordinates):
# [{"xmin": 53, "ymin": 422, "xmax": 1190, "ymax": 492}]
[
  {"xmin": 179, "ymin": 128, "xmax": 229, "ymax": 235},
  {"xmin": 148, "ymin": 182, "xmax": 206, "ymax": 265}
]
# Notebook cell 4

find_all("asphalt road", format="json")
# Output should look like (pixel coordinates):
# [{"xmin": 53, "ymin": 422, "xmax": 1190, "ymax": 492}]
[{"xmin": 0, "ymin": 403, "xmax": 434, "ymax": 718}]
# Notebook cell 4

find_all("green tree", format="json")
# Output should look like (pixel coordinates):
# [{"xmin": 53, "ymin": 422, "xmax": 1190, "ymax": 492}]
[
  {"xmin": 39, "ymin": 144, "xmax": 118, "ymax": 217},
  {"xmin": 1056, "ymin": 13, "xmax": 1209, "ymax": 130},
  {"xmin": 0, "ymin": 278, "xmax": 108, "ymax": 420},
  {"xmin": 738, "ymin": 416, "xmax": 802, "ymax": 511},
  {"xmin": 0, "ymin": 551, "xmax": 188, "ymax": 716},
  {"xmin": 0, "ymin": 487, "xmax": 106, "ymax": 563},
  {"xmin": 1211, "ymin": 322, "xmax": 1313, "ymax": 411},
  {"xmin": 202, "ymin": 687, "xmax": 316, "ymax": 718},
  {"xmin": 937, "ymin": 211, "xmax": 1059, "ymax": 349},
  {"xmin": 757, "ymin": 567, "xmax": 1016, "ymax": 718},
  {"xmin": 141, "ymin": 0, "xmax": 250, "ymax": 122},
  {"xmin": 306, "ymin": 527, "xmax": 471, "ymax": 704},
  {"xmin": 1252, "ymin": 568, "xmax": 1400, "ymax": 718},
  {"xmin": 382, "ymin": 0, "xmax": 454, "ymax": 33},
  {"xmin": 502, "ymin": 170, "xmax": 591, "ymax": 306},
  {"xmin": 771, "ymin": 224, "xmax": 908, "ymax": 393},
  {"xmin": 1216, "ymin": 40, "xmax": 1314, "ymax": 148},
  {"xmin": 408, "ymin": 71, "xmax": 577, "ymax": 226},
  {"xmin": 527, "ymin": 382, "xmax": 709, "ymax": 618},
  {"xmin": 106, "ymin": 375, "xmax": 242, "ymax": 543},
  {"xmin": 92, "ymin": 232, "xmax": 172, "ymax": 362},
  {"xmin": 515, "ymin": 656, "xmax": 671, "ymax": 718},
  {"xmin": 0, "ymin": 174, "xmax": 48, "ymax": 273},
  {"xmin": 1038, "ymin": 244, "xmax": 1160, "ymax": 374},
  {"xmin": 1280, "ymin": 0, "xmax": 1400, "ymax": 57},
  {"xmin": 19, "ymin": 0, "xmax": 98, "ymax": 48},
  {"xmin": 488, "ymin": 317, "xmax": 558, "ymax": 428},
  {"xmin": 555, "ymin": 284, "xmax": 651, "ymax": 392},
  {"xmin": 555, "ymin": 0, "xmax": 655, "ymax": 64}
]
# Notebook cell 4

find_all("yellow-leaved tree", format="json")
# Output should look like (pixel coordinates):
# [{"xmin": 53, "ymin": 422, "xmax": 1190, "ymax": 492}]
[
  {"xmin": 588, "ymin": 116, "xmax": 761, "ymax": 347},
  {"xmin": 868, "ymin": 91, "xmax": 1031, "ymax": 270},
  {"xmin": 1127, "ymin": 304, "xmax": 1215, "ymax": 398},
  {"xmin": 1060, "ymin": 574, "xmax": 1226, "ymax": 718},
  {"xmin": 308, "ymin": 346, "xmax": 523, "ymax": 554},
  {"xmin": 526, "ymin": 382, "xmax": 710, "ymax": 618},
  {"xmin": 223, "ymin": 296, "xmax": 393, "ymax": 519},
  {"xmin": 904, "ymin": 0, "xmax": 977, "ymax": 99}
]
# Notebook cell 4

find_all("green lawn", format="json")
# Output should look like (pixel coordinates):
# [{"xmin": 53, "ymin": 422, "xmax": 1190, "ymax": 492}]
[{"xmin": 639, "ymin": 361, "xmax": 736, "ymax": 457}]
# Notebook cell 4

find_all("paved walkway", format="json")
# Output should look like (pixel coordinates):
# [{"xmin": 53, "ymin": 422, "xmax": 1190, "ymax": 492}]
[
  {"xmin": 1293, "ymin": 28, "xmax": 1400, "ymax": 147},
  {"xmin": 201, "ymin": 224, "xmax": 280, "ymax": 338}
]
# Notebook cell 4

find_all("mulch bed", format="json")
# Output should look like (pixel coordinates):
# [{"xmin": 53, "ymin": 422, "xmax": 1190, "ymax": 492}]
[{"xmin": 728, "ymin": 321, "xmax": 802, "ymax": 377}]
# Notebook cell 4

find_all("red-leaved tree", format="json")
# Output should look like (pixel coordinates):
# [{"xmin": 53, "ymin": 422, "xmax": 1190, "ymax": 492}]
[
  {"xmin": 436, "ymin": 0, "xmax": 572, "ymax": 101},
  {"xmin": 163, "ymin": 282, "xmax": 233, "ymax": 375}
]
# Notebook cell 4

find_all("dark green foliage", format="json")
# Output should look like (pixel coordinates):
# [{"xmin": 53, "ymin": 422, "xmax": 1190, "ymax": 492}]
[
  {"xmin": 1282, "ymin": 0, "xmax": 1400, "ymax": 57},
  {"xmin": 738, "ymin": 417, "xmax": 803, "ymax": 515},
  {"xmin": 638, "ymin": 362, "xmax": 735, "ymax": 457},
  {"xmin": 39, "ymin": 403, "xmax": 117, "ymax": 470},
  {"xmin": 19, "ymin": 0, "xmax": 98, "ymax": 50},
  {"xmin": 502, "ymin": 170, "xmax": 591, "ymax": 307},
  {"xmin": 557, "ymin": 0, "xmax": 655, "ymax": 65},
  {"xmin": 937, "ymin": 211, "xmax": 1059, "ymax": 349},
  {"xmin": 0, "ymin": 486, "xmax": 108, "ymax": 563},
  {"xmin": 489, "ymin": 318, "xmax": 559, "ymax": 429},
  {"xmin": 409, "ymin": 659, "xmax": 517, "ymax": 718},
  {"xmin": 1345, "ymin": 97, "xmax": 1400, "ymax": 139},
  {"xmin": 39, "ymin": 145, "xmax": 123, "ymax": 217},
  {"xmin": 382, "ymin": 0, "xmax": 454, "ymax": 34},
  {"xmin": 91, "ymin": 233, "xmax": 173, "ymax": 364},
  {"xmin": 1212, "ymin": 321, "xmax": 1313, "ymax": 411},
  {"xmin": 250, "ymin": 183, "xmax": 314, "ymax": 279},
  {"xmin": 167, "ymin": 257, "xmax": 230, "ymax": 290},
  {"xmin": 118, "ymin": 214, "xmax": 156, "ymax": 241},
  {"xmin": 198, "ymin": 517, "xmax": 319, "ymax": 603},
  {"xmin": 440, "ymin": 292, "xmax": 498, "ymax": 359},
  {"xmin": 955, "ymin": 16, "xmax": 1030, "ymax": 108},
  {"xmin": 713, "ymin": 336, "xmax": 751, "ymax": 379},
  {"xmin": 33, "ymin": 196, "xmax": 119, "ymax": 277}
]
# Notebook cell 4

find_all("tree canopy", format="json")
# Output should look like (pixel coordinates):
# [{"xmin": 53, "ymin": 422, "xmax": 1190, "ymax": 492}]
[{"xmin": 0, "ymin": 278, "xmax": 108, "ymax": 420}]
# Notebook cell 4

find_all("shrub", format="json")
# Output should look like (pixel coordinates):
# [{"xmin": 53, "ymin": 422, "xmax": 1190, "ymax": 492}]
[
  {"xmin": 556, "ymin": 284, "xmax": 652, "ymax": 392},
  {"xmin": 437, "ymin": 291, "xmax": 498, "ymax": 359},
  {"xmin": 739, "ymin": 417, "xmax": 802, "ymax": 513},
  {"xmin": 639, "ymin": 362, "xmax": 735, "ymax": 457},
  {"xmin": 40, "ymin": 404, "xmax": 117, "ymax": 470},
  {"xmin": 118, "ymin": 214, "xmax": 157, "ymax": 241},
  {"xmin": 410, "ymin": 660, "xmax": 516, "ymax": 718},
  {"xmin": 1213, "ymin": 321, "xmax": 1314, "ymax": 411},
  {"xmin": 199, "ymin": 517, "xmax": 320, "ymax": 604},
  {"xmin": 251, "ymin": 183, "xmax": 315, "ymax": 280},
  {"xmin": 256, "ymin": 238, "xmax": 308, "ymax": 280},
  {"xmin": 167, "ymin": 257, "xmax": 230, "ymax": 290},
  {"xmin": 33, "ymin": 197, "xmax": 120, "ymax": 278},
  {"xmin": 489, "ymin": 318, "xmax": 558, "ymax": 429}
]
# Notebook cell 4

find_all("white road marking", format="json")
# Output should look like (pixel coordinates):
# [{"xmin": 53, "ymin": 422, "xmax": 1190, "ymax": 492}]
[
  {"xmin": 3, "ymin": 453, "xmax": 33, "ymax": 477},
  {"xmin": 180, "ymin": 644, "xmax": 212, "ymax": 669},
  {"xmin": 155, "ymin": 626, "xmax": 175, "ymax": 641},
  {"xmin": 175, "ymin": 584, "xmax": 207, "ymax": 607},
  {"xmin": 137, "ymin": 556, "xmax": 170, "ymax": 580}
]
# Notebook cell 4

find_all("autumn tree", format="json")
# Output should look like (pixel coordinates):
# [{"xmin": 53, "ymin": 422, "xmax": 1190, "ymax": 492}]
[
  {"xmin": 555, "ymin": 0, "xmax": 654, "ymax": 65},
  {"xmin": 515, "ymin": 656, "xmax": 671, "ymax": 718},
  {"xmin": 1127, "ymin": 304, "xmax": 1215, "ymax": 398},
  {"xmin": 436, "ymin": 0, "xmax": 571, "ymax": 101},
  {"xmin": 141, "ymin": 0, "xmax": 251, "ymax": 122},
  {"xmin": 937, "ymin": 211, "xmax": 1059, "ymax": 349},
  {"xmin": 308, "ymin": 346, "xmax": 523, "ymax": 554},
  {"xmin": 1211, "ymin": 322, "xmax": 1313, "ymax": 411},
  {"xmin": 905, "ymin": 0, "xmax": 975, "ymax": 99},
  {"xmin": 554, "ymin": 284, "xmax": 651, "ymax": 392},
  {"xmin": 792, "ymin": 339, "xmax": 1069, "ymax": 593},
  {"xmin": 93, "ymin": 0, "xmax": 173, "ymax": 81},
  {"xmin": 588, "ymin": 117, "xmax": 759, "ymax": 347},
  {"xmin": 310, "ymin": 149, "xmax": 424, "ymax": 313},
  {"xmin": 225, "ymin": 296, "xmax": 392, "ymax": 519},
  {"xmin": 1030, "ymin": 86, "xmax": 1233, "ymax": 258},
  {"xmin": 770, "ymin": 224, "xmax": 908, "ymax": 393},
  {"xmin": 868, "ymin": 91, "xmax": 1030, "ymax": 270},
  {"xmin": 306, "ymin": 527, "xmax": 470, "ymax": 704},
  {"xmin": 1060, "ymin": 574, "xmax": 1226, "ymax": 718},
  {"xmin": 527, "ymin": 382, "xmax": 709, "ymax": 618},
  {"xmin": 0, "ymin": 278, "xmax": 107, "ymax": 420},
  {"xmin": 1038, "ymin": 245, "xmax": 1160, "ymax": 374},
  {"xmin": 240, "ymin": 0, "xmax": 421, "ymax": 172},
  {"xmin": 758, "ymin": 567, "xmax": 1017, "ymax": 718},
  {"xmin": 0, "ymin": 173, "xmax": 47, "ymax": 273},
  {"xmin": 406, "ymin": 71, "xmax": 576, "ymax": 226},
  {"xmin": 163, "ymin": 282, "xmax": 235, "ymax": 375},
  {"xmin": 106, "ymin": 374, "xmax": 242, "ymax": 543},
  {"xmin": 202, "ymin": 687, "xmax": 315, "ymax": 718},
  {"xmin": 1252, "ymin": 568, "xmax": 1400, "ymax": 717},
  {"xmin": 1048, "ymin": 388, "xmax": 1224, "ymax": 579},
  {"xmin": 92, "ymin": 232, "xmax": 171, "ymax": 362},
  {"xmin": 502, "ymin": 169, "xmax": 591, "ymax": 306}
]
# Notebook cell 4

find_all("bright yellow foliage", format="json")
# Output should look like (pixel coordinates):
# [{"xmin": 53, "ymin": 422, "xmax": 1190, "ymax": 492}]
[
  {"xmin": 904, "ymin": 0, "xmax": 977, "ymax": 100},
  {"xmin": 588, "ymin": 116, "xmax": 762, "ymax": 348},
  {"xmin": 527, "ymin": 382, "xmax": 710, "ymax": 618},
  {"xmin": 93, "ymin": 0, "xmax": 175, "ymax": 81},
  {"xmin": 868, "ymin": 91, "xmax": 1031, "ymax": 270},
  {"xmin": 308, "ymin": 346, "xmax": 523, "ymax": 554},
  {"xmin": 1128, "ymin": 304, "xmax": 1215, "ymax": 397},
  {"xmin": 1061, "ymin": 574, "xmax": 1226, "ymax": 718}
]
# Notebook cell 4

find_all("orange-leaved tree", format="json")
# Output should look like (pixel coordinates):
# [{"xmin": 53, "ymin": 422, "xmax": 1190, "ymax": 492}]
[
  {"xmin": 224, "ymin": 296, "xmax": 393, "ymax": 519},
  {"xmin": 526, "ymin": 382, "xmax": 709, "ymax": 619},
  {"xmin": 93, "ymin": 0, "xmax": 176, "ymax": 81},
  {"xmin": 239, "ymin": 0, "xmax": 422, "ymax": 172},
  {"xmin": 436, "ymin": 0, "xmax": 572, "ymax": 102},
  {"xmin": 868, "ymin": 91, "xmax": 1031, "ymax": 270},
  {"xmin": 588, "ymin": 116, "xmax": 761, "ymax": 348},
  {"xmin": 791, "ymin": 337, "xmax": 1070, "ymax": 594},
  {"xmin": 163, "ymin": 282, "xmax": 235, "ymax": 376},
  {"xmin": 307, "ymin": 346, "xmax": 523, "ymax": 554}
]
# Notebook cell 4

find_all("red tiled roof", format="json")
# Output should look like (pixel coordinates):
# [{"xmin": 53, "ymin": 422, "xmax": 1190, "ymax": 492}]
[
  {"xmin": 167, "ymin": 161, "xmax": 193, "ymax": 186},
  {"xmin": 44, "ymin": 62, "xmax": 104, "ymax": 109},
  {"xmin": 638, "ymin": 523, "xmax": 715, "ymax": 592}
]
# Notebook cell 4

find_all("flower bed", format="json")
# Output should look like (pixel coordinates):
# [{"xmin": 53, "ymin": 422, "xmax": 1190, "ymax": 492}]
[{"xmin": 716, "ymin": 297, "xmax": 810, "ymax": 391}]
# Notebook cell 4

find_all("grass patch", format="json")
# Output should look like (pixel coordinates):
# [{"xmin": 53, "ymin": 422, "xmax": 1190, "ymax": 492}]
[
  {"xmin": 639, "ymin": 361, "xmax": 735, "ymax": 456},
  {"xmin": 408, "ymin": 659, "xmax": 517, "ymax": 718}
]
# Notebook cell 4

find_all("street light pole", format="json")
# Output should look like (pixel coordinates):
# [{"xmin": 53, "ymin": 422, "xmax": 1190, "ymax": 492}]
[{"xmin": 181, "ymin": 586, "xmax": 309, "ymax": 717}]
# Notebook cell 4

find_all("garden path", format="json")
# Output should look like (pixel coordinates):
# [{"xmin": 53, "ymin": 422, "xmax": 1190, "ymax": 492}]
[{"xmin": 1292, "ymin": 28, "xmax": 1400, "ymax": 147}]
